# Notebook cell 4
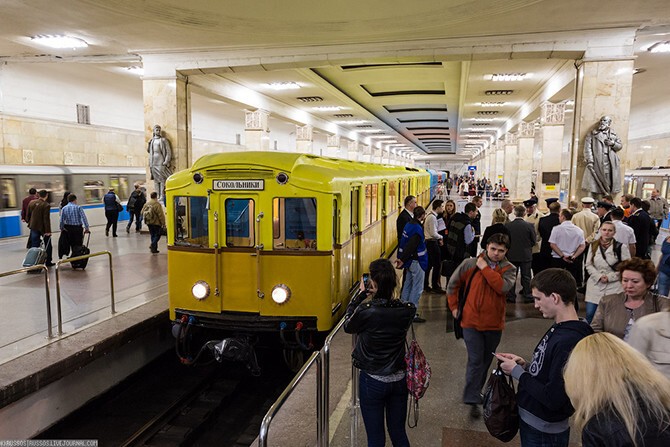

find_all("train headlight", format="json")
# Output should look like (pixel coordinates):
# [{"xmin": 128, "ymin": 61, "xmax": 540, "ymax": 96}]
[
  {"xmin": 271, "ymin": 284, "xmax": 291, "ymax": 304},
  {"xmin": 192, "ymin": 281, "xmax": 210, "ymax": 300}
]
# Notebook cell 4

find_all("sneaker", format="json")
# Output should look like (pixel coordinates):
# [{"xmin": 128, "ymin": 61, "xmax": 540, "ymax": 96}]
[
  {"xmin": 150, "ymin": 249, "xmax": 160, "ymax": 254},
  {"xmin": 423, "ymin": 286, "xmax": 432, "ymax": 293},
  {"xmin": 431, "ymin": 287, "xmax": 445, "ymax": 294},
  {"xmin": 105, "ymin": 230, "xmax": 109, "ymax": 237},
  {"xmin": 126, "ymin": 226, "xmax": 130, "ymax": 233},
  {"xmin": 469, "ymin": 404, "xmax": 481, "ymax": 419},
  {"xmin": 45, "ymin": 262, "xmax": 56, "ymax": 267},
  {"xmin": 413, "ymin": 316, "xmax": 426, "ymax": 323}
]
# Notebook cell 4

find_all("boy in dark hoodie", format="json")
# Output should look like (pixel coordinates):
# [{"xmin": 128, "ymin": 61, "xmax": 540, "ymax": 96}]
[{"xmin": 496, "ymin": 268, "xmax": 593, "ymax": 446}]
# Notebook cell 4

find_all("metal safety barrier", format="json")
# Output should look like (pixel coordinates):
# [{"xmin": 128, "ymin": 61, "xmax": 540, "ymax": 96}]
[
  {"xmin": 259, "ymin": 350, "xmax": 323, "ymax": 447},
  {"xmin": 0, "ymin": 265, "xmax": 53, "ymax": 338},
  {"xmin": 55, "ymin": 251, "xmax": 115, "ymax": 336}
]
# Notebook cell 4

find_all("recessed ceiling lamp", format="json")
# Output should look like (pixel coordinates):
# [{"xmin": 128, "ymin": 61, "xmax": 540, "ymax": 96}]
[
  {"xmin": 485, "ymin": 90, "xmax": 514, "ymax": 96},
  {"xmin": 266, "ymin": 82, "xmax": 301, "ymax": 90},
  {"xmin": 647, "ymin": 41, "xmax": 670, "ymax": 53},
  {"xmin": 488, "ymin": 73, "xmax": 530, "ymax": 82},
  {"xmin": 312, "ymin": 106, "xmax": 342, "ymax": 111},
  {"xmin": 357, "ymin": 129, "xmax": 383, "ymax": 133},
  {"xmin": 369, "ymin": 135, "xmax": 395, "ymax": 139},
  {"xmin": 31, "ymin": 34, "xmax": 88, "ymax": 49},
  {"xmin": 481, "ymin": 102, "xmax": 506, "ymax": 107}
]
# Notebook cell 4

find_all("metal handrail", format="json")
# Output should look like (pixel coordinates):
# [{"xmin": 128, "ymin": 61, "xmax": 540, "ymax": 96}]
[
  {"xmin": 0, "ymin": 265, "xmax": 53, "ymax": 338},
  {"xmin": 320, "ymin": 316, "xmax": 347, "ymax": 447},
  {"xmin": 55, "ymin": 251, "xmax": 114, "ymax": 336},
  {"xmin": 259, "ymin": 350, "xmax": 323, "ymax": 447}
]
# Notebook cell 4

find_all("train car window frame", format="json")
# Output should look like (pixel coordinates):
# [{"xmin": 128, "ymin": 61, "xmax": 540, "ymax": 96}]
[
  {"xmin": 224, "ymin": 198, "xmax": 254, "ymax": 248},
  {"xmin": 364, "ymin": 183, "xmax": 378, "ymax": 227},
  {"xmin": 272, "ymin": 197, "xmax": 317, "ymax": 250},
  {"xmin": 0, "ymin": 178, "xmax": 18, "ymax": 209},
  {"xmin": 173, "ymin": 196, "xmax": 210, "ymax": 247},
  {"xmin": 661, "ymin": 179, "xmax": 668, "ymax": 200},
  {"xmin": 110, "ymin": 175, "xmax": 130, "ymax": 199},
  {"xmin": 642, "ymin": 182, "xmax": 655, "ymax": 199},
  {"xmin": 83, "ymin": 180, "xmax": 105, "ymax": 204}
]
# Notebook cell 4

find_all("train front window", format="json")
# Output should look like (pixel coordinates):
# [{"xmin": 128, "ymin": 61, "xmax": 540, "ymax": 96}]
[
  {"xmin": 273, "ymin": 198, "xmax": 317, "ymax": 250},
  {"xmin": 174, "ymin": 196, "xmax": 209, "ymax": 247},
  {"xmin": 642, "ymin": 182, "xmax": 655, "ymax": 199},
  {"xmin": 110, "ymin": 176, "xmax": 130, "ymax": 199},
  {"xmin": 225, "ymin": 199, "xmax": 254, "ymax": 247},
  {"xmin": 0, "ymin": 178, "xmax": 17, "ymax": 209}
]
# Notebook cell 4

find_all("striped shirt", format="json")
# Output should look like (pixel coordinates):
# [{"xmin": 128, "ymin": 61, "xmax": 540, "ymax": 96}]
[{"xmin": 60, "ymin": 203, "xmax": 89, "ymax": 229}]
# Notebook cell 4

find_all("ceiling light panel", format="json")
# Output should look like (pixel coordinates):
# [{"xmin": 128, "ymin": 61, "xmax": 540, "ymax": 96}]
[
  {"xmin": 30, "ymin": 35, "xmax": 88, "ymax": 49},
  {"xmin": 647, "ymin": 41, "xmax": 670, "ymax": 53},
  {"xmin": 487, "ymin": 73, "xmax": 530, "ymax": 82},
  {"xmin": 480, "ymin": 102, "xmax": 506, "ymax": 107},
  {"xmin": 312, "ymin": 106, "xmax": 342, "ymax": 111},
  {"xmin": 265, "ymin": 82, "xmax": 301, "ymax": 90},
  {"xmin": 485, "ymin": 90, "xmax": 514, "ymax": 95}
]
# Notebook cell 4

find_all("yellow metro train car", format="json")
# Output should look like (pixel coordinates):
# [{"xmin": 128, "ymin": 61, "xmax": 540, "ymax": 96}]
[{"xmin": 166, "ymin": 151, "xmax": 429, "ymax": 365}]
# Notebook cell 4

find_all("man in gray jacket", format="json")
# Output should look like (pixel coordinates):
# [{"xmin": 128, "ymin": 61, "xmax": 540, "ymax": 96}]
[{"xmin": 505, "ymin": 205, "xmax": 537, "ymax": 303}]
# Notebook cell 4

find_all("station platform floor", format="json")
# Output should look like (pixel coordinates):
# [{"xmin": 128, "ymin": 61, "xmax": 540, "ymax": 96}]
[{"xmin": 0, "ymin": 200, "xmax": 666, "ymax": 443}]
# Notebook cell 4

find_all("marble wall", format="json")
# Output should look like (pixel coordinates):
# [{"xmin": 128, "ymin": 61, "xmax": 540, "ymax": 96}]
[{"xmin": 626, "ymin": 135, "xmax": 670, "ymax": 169}]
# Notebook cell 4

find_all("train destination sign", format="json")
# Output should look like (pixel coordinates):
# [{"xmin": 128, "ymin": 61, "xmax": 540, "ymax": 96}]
[{"xmin": 213, "ymin": 180, "xmax": 265, "ymax": 190}]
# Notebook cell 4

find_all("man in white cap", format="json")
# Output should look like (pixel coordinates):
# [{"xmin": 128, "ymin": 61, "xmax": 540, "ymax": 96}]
[{"xmin": 571, "ymin": 197, "xmax": 600, "ymax": 291}]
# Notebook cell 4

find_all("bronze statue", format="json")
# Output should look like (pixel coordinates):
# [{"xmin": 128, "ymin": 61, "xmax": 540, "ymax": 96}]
[
  {"xmin": 582, "ymin": 116, "xmax": 622, "ymax": 196},
  {"xmin": 147, "ymin": 124, "xmax": 173, "ymax": 200}
]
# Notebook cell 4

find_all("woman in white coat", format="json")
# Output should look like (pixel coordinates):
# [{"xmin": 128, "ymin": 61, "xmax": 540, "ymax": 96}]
[{"xmin": 584, "ymin": 221, "xmax": 631, "ymax": 324}]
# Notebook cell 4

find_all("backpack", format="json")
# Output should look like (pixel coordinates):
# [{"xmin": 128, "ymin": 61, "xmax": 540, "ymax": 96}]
[
  {"xmin": 142, "ymin": 204, "xmax": 155, "ymax": 224},
  {"xmin": 405, "ymin": 324, "xmax": 431, "ymax": 428},
  {"xmin": 483, "ymin": 362, "xmax": 519, "ymax": 442},
  {"xmin": 127, "ymin": 192, "xmax": 138, "ymax": 211}
]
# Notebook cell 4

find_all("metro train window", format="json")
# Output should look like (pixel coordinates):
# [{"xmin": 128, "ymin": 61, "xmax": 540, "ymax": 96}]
[
  {"xmin": 84, "ymin": 180, "xmax": 105, "ymax": 204},
  {"xmin": 174, "ymin": 196, "xmax": 209, "ymax": 247},
  {"xmin": 25, "ymin": 181, "xmax": 66, "ymax": 206},
  {"xmin": 272, "ymin": 198, "xmax": 317, "ymax": 250},
  {"xmin": 225, "ymin": 199, "xmax": 254, "ymax": 247},
  {"xmin": 661, "ymin": 179, "xmax": 668, "ymax": 199},
  {"xmin": 110, "ymin": 176, "xmax": 130, "ymax": 199},
  {"xmin": 642, "ymin": 183, "xmax": 655, "ymax": 199},
  {"xmin": 0, "ymin": 178, "xmax": 17, "ymax": 209},
  {"xmin": 389, "ymin": 181, "xmax": 397, "ymax": 211},
  {"xmin": 364, "ymin": 184, "xmax": 378, "ymax": 227}
]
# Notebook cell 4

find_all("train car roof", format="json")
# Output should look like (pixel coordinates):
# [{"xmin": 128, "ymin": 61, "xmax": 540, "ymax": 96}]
[
  {"xmin": 169, "ymin": 152, "xmax": 427, "ymax": 191},
  {"xmin": 0, "ymin": 165, "xmax": 146, "ymax": 175}
]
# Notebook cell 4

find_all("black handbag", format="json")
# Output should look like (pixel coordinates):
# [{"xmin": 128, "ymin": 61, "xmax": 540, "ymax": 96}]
[
  {"xmin": 483, "ymin": 361, "xmax": 519, "ymax": 442},
  {"xmin": 452, "ymin": 267, "xmax": 478, "ymax": 339},
  {"xmin": 116, "ymin": 202, "xmax": 124, "ymax": 213}
]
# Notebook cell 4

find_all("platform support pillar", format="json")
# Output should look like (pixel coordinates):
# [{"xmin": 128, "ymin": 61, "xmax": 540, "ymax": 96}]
[
  {"xmin": 245, "ymin": 109, "xmax": 271, "ymax": 151},
  {"xmin": 517, "ymin": 122, "xmax": 536, "ymax": 200}
]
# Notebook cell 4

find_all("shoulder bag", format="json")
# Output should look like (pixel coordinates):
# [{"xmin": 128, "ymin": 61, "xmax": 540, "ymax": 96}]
[
  {"xmin": 452, "ymin": 266, "xmax": 478, "ymax": 339},
  {"xmin": 482, "ymin": 361, "xmax": 519, "ymax": 442},
  {"xmin": 405, "ymin": 323, "xmax": 431, "ymax": 428}
]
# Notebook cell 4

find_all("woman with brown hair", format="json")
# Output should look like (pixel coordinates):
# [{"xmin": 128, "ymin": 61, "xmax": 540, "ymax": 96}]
[
  {"xmin": 564, "ymin": 332, "xmax": 670, "ymax": 446},
  {"xmin": 584, "ymin": 221, "xmax": 631, "ymax": 323},
  {"xmin": 591, "ymin": 258, "xmax": 669, "ymax": 340}
]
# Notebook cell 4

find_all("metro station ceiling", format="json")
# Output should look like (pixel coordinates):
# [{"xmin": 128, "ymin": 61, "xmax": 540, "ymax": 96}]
[{"xmin": 1, "ymin": 0, "xmax": 670, "ymax": 161}]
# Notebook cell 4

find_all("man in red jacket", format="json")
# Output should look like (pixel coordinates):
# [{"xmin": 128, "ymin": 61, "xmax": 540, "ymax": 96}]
[{"xmin": 447, "ymin": 233, "xmax": 516, "ymax": 418}]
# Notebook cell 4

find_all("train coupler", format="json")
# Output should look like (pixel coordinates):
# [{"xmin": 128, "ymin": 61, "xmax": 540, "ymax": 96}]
[{"xmin": 212, "ymin": 337, "xmax": 261, "ymax": 376}]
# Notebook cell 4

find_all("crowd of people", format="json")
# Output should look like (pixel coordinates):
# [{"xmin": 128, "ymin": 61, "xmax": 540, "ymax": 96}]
[
  {"xmin": 20, "ymin": 183, "xmax": 168, "ymax": 260},
  {"xmin": 347, "ymin": 181, "xmax": 670, "ymax": 446}
]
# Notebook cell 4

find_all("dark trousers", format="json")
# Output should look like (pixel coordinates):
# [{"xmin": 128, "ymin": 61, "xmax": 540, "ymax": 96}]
[
  {"xmin": 105, "ymin": 210, "xmax": 119, "ymax": 236},
  {"xmin": 127, "ymin": 209, "xmax": 143, "ymax": 231},
  {"xmin": 531, "ymin": 252, "xmax": 542, "ymax": 276},
  {"xmin": 359, "ymin": 371, "xmax": 410, "ymax": 447},
  {"xmin": 148, "ymin": 224, "xmax": 162, "ymax": 252},
  {"xmin": 63, "ymin": 224, "xmax": 84, "ymax": 248},
  {"xmin": 29, "ymin": 230, "xmax": 52, "ymax": 264},
  {"xmin": 519, "ymin": 418, "xmax": 570, "ymax": 447},
  {"xmin": 551, "ymin": 257, "xmax": 580, "ymax": 311},
  {"xmin": 509, "ymin": 260, "xmax": 532, "ymax": 299},
  {"xmin": 424, "ymin": 240, "xmax": 442, "ymax": 289},
  {"xmin": 462, "ymin": 328, "xmax": 502, "ymax": 404}
]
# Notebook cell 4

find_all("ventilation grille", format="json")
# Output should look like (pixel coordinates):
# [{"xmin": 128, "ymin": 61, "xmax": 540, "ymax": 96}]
[
  {"xmin": 334, "ymin": 113, "xmax": 353, "ymax": 118},
  {"xmin": 297, "ymin": 96, "xmax": 323, "ymax": 102},
  {"xmin": 485, "ymin": 90, "xmax": 514, "ymax": 96},
  {"xmin": 76, "ymin": 104, "xmax": 90, "ymax": 125}
]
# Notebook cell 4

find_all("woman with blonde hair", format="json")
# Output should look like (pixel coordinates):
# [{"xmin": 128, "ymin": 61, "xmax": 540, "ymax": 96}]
[
  {"xmin": 480, "ymin": 208, "xmax": 510, "ymax": 250},
  {"xmin": 584, "ymin": 221, "xmax": 631, "ymax": 323},
  {"xmin": 564, "ymin": 332, "xmax": 670, "ymax": 446}
]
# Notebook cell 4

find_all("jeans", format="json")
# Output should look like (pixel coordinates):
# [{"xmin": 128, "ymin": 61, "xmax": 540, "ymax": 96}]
[
  {"xmin": 585, "ymin": 301, "xmax": 598, "ymax": 324},
  {"xmin": 462, "ymin": 328, "xmax": 502, "ymax": 404},
  {"xmin": 658, "ymin": 271, "xmax": 670, "ymax": 297},
  {"xmin": 359, "ymin": 371, "xmax": 410, "ymax": 447},
  {"xmin": 127, "ymin": 209, "xmax": 143, "ymax": 231},
  {"xmin": 400, "ymin": 260, "xmax": 425, "ymax": 308},
  {"xmin": 519, "ymin": 418, "xmax": 570, "ymax": 447},
  {"xmin": 148, "ymin": 224, "xmax": 162, "ymax": 252},
  {"xmin": 30, "ymin": 230, "xmax": 52, "ymax": 264}
]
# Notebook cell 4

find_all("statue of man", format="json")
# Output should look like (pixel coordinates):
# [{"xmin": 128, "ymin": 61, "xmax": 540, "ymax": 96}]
[
  {"xmin": 147, "ymin": 124, "xmax": 173, "ymax": 200},
  {"xmin": 581, "ymin": 115, "xmax": 623, "ymax": 196}
]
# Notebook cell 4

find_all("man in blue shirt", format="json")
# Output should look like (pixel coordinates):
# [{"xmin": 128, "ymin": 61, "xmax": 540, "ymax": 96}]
[{"xmin": 60, "ymin": 194, "xmax": 90, "ymax": 251}]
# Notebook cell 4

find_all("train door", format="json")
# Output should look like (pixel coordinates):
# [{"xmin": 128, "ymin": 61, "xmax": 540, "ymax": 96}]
[
  {"xmin": 380, "ymin": 182, "xmax": 388, "ymax": 255},
  {"xmin": 221, "ymin": 196, "xmax": 260, "ymax": 313},
  {"xmin": 350, "ymin": 187, "xmax": 362, "ymax": 282}
]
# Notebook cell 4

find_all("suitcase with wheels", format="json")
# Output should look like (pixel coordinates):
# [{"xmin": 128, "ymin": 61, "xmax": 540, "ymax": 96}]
[
  {"xmin": 23, "ymin": 239, "xmax": 49, "ymax": 267},
  {"xmin": 70, "ymin": 233, "xmax": 91, "ymax": 270}
]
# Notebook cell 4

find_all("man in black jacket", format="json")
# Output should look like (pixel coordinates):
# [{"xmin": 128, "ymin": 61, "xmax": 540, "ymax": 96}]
[
  {"xmin": 505, "ymin": 205, "xmax": 537, "ymax": 303},
  {"xmin": 628, "ymin": 197, "xmax": 652, "ymax": 259},
  {"xmin": 496, "ymin": 269, "xmax": 593, "ymax": 446},
  {"xmin": 396, "ymin": 195, "xmax": 417, "ymax": 243}
]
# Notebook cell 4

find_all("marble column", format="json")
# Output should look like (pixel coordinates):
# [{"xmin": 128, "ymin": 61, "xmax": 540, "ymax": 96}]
[
  {"xmin": 143, "ymin": 76, "xmax": 191, "ymax": 185},
  {"xmin": 295, "ymin": 124, "xmax": 313, "ymax": 154},
  {"xmin": 326, "ymin": 134, "xmax": 341, "ymax": 158},
  {"xmin": 347, "ymin": 140, "xmax": 359, "ymax": 161},
  {"xmin": 504, "ymin": 133, "xmax": 519, "ymax": 199},
  {"xmin": 361, "ymin": 144, "xmax": 372, "ymax": 163},
  {"xmin": 495, "ymin": 140, "xmax": 505, "ymax": 185},
  {"xmin": 538, "ymin": 102, "xmax": 566, "ymax": 201},
  {"xmin": 244, "ymin": 109, "xmax": 270, "ymax": 151},
  {"xmin": 516, "ymin": 122, "xmax": 535, "ymax": 200},
  {"xmin": 570, "ymin": 59, "xmax": 634, "ymax": 201}
]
